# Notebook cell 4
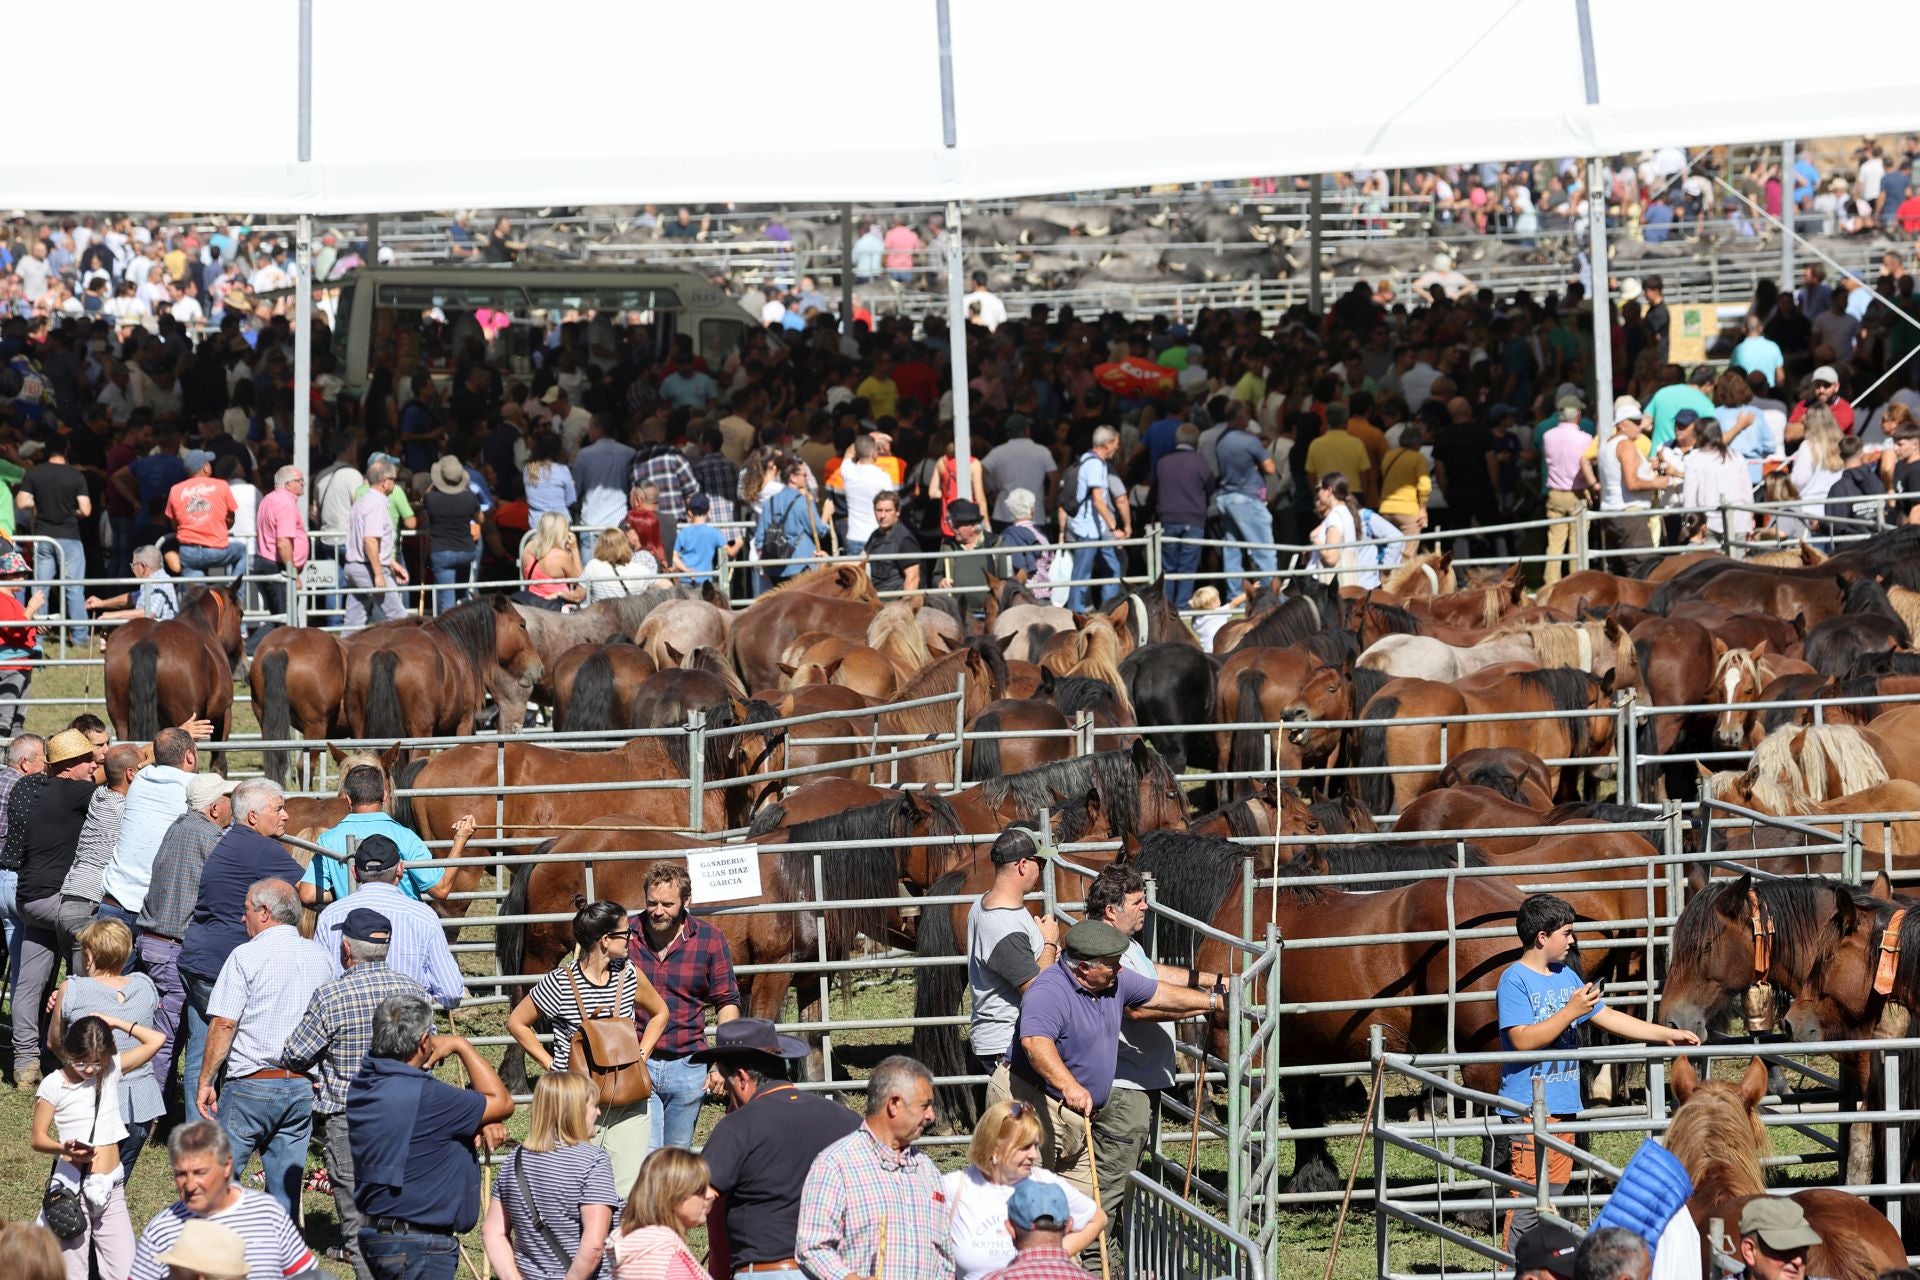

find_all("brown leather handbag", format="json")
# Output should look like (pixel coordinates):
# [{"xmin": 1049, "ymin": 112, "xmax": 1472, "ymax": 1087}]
[{"xmin": 564, "ymin": 966, "xmax": 652, "ymax": 1107}]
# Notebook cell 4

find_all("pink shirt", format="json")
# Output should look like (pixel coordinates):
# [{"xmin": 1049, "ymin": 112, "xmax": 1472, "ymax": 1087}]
[
  {"xmin": 254, "ymin": 485, "xmax": 310, "ymax": 568},
  {"xmin": 882, "ymin": 225, "xmax": 921, "ymax": 271},
  {"xmin": 1543, "ymin": 422, "xmax": 1593, "ymax": 493}
]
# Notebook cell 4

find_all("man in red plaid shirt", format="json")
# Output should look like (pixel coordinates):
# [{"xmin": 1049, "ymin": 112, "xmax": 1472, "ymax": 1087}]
[
  {"xmin": 980, "ymin": 1180, "xmax": 1086, "ymax": 1280},
  {"xmin": 629, "ymin": 861, "xmax": 741, "ymax": 1150}
]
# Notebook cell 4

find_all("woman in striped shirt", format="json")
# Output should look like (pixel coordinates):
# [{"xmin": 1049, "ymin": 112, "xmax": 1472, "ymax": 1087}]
[
  {"xmin": 506, "ymin": 900, "xmax": 669, "ymax": 1196},
  {"xmin": 483, "ymin": 1072, "xmax": 623, "ymax": 1280}
]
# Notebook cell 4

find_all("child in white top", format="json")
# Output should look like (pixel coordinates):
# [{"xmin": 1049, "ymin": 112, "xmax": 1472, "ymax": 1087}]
[{"xmin": 33, "ymin": 1012, "xmax": 163, "ymax": 1280}]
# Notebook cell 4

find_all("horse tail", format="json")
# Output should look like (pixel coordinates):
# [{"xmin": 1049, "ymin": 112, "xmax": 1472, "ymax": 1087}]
[
  {"xmin": 563, "ymin": 646, "xmax": 617, "ymax": 734},
  {"xmin": 1024, "ymin": 623, "xmax": 1056, "ymax": 665},
  {"xmin": 365, "ymin": 649, "xmax": 407, "ymax": 743},
  {"xmin": 492, "ymin": 841, "xmax": 546, "ymax": 1001},
  {"xmin": 966, "ymin": 710, "xmax": 1003, "ymax": 781},
  {"xmin": 258, "ymin": 648, "xmax": 292, "ymax": 787},
  {"xmin": 128, "ymin": 639, "xmax": 160, "ymax": 743},
  {"xmin": 389, "ymin": 757, "xmax": 431, "ymax": 834},
  {"xmin": 911, "ymin": 870, "xmax": 978, "ymax": 1129},
  {"xmin": 1348, "ymin": 666, "xmax": 1389, "ymax": 713},
  {"xmin": 1227, "ymin": 669, "xmax": 1270, "ymax": 786},
  {"xmin": 1351, "ymin": 695, "xmax": 1399, "ymax": 815}
]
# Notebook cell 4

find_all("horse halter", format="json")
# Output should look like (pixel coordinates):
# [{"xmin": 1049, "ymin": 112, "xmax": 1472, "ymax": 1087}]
[
  {"xmin": 1747, "ymin": 889, "xmax": 1774, "ymax": 982},
  {"xmin": 1875, "ymin": 908, "xmax": 1907, "ymax": 998}
]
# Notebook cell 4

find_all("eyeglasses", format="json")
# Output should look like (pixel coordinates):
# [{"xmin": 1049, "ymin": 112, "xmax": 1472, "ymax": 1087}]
[
  {"xmin": 604, "ymin": 929, "xmax": 636, "ymax": 940},
  {"xmin": 1006, "ymin": 1101, "xmax": 1034, "ymax": 1119}
]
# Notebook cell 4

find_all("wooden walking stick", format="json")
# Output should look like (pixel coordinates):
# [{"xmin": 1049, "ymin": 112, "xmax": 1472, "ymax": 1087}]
[
  {"xmin": 874, "ymin": 1215, "xmax": 888, "ymax": 1280},
  {"xmin": 1083, "ymin": 1109, "xmax": 1111, "ymax": 1280}
]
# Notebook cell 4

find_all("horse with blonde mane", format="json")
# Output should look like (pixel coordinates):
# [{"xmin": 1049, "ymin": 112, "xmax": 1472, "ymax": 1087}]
[
  {"xmin": 1752, "ymin": 723, "xmax": 1892, "ymax": 803},
  {"xmin": 1376, "ymin": 549, "xmax": 1456, "ymax": 597},
  {"xmin": 1668, "ymin": 1055, "xmax": 1902, "ymax": 1280},
  {"xmin": 867, "ymin": 602, "xmax": 934, "ymax": 685},
  {"xmin": 1037, "ymin": 616, "xmax": 1135, "ymax": 719}
]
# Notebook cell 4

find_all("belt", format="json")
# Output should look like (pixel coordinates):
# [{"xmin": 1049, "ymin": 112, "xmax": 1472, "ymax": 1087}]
[
  {"xmin": 237, "ymin": 1068, "xmax": 302, "ymax": 1081},
  {"xmin": 738, "ymin": 1261, "xmax": 802, "ymax": 1274},
  {"xmin": 144, "ymin": 929, "xmax": 181, "ymax": 945},
  {"xmin": 369, "ymin": 1216, "xmax": 455, "ymax": 1238},
  {"xmin": 651, "ymin": 1049, "xmax": 695, "ymax": 1061},
  {"xmin": 101, "ymin": 893, "xmax": 126, "ymax": 911}
]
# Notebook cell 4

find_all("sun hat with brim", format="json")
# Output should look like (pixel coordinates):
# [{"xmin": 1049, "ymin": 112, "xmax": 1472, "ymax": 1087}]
[
  {"xmin": 432, "ymin": 455, "xmax": 469, "ymax": 494},
  {"xmin": 1739, "ymin": 1196, "xmax": 1822, "ymax": 1251},
  {"xmin": 691, "ymin": 1016, "xmax": 811, "ymax": 1063},
  {"xmin": 45, "ymin": 728, "xmax": 95, "ymax": 769},
  {"xmin": 154, "ymin": 1218, "xmax": 250, "ymax": 1280}
]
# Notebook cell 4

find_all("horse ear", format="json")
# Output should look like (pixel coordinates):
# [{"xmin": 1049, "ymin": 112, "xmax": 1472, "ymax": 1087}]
[
  {"xmin": 1751, "ymin": 639, "xmax": 1769, "ymax": 659},
  {"xmin": 994, "ymin": 632, "xmax": 1016, "ymax": 654},
  {"xmin": 1718, "ymin": 873, "xmax": 1752, "ymax": 920},
  {"xmin": 777, "ymin": 661, "xmax": 798, "ymax": 677},
  {"xmin": 1873, "ymin": 870, "xmax": 1896, "ymax": 903},
  {"xmin": 1710, "ymin": 634, "xmax": 1727, "ymax": 661},
  {"xmin": 1670, "ymin": 1055, "xmax": 1699, "ymax": 1102},
  {"xmin": 662, "ymin": 641, "xmax": 685, "ymax": 668},
  {"xmin": 1684, "ymin": 861, "xmax": 1709, "ymax": 895},
  {"xmin": 1131, "ymin": 738, "xmax": 1151, "ymax": 771},
  {"xmin": 1790, "ymin": 611, "xmax": 1806, "ymax": 638},
  {"xmin": 378, "ymin": 744, "xmax": 401, "ymax": 773},
  {"xmin": 327, "ymin": 741, "xmax": 347, "ymax": 763},
  {"xmin": 1036, "ymin": 667, "xmax": 1055, "ymax": 697},
  {"xmin": 1695, "ymin": 759, "xmax": 1714, "ymax": 781},
  {"xmin": 1603, "ymin": 615, "xmax": 1623, "ymax": 642},
  {"xmin": 1830, "ymin": 884, "xmax": 1858, "ymax": 939},
  {"xmin": 1599, "ymin": 668, "xmax": 1616, "ymax": 695},
  {"xmin": 1739, "ymin": 1057, "xmax": 1770, "ymax": 1109}
]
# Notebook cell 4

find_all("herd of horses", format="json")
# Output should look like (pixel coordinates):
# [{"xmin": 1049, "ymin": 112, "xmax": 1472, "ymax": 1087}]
[{"xmin": 89, "ymin": 524, "xmax": 1920, "ymax": 1276}]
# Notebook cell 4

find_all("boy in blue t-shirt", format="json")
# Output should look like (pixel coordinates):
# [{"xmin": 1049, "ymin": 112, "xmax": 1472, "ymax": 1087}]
[
  {"xmin": 671, "ymin": 493, "xmax": 737, "ymax": 587},
  {"xmin": 1498, "ymin": 893, "xmax": 1696, "ymax": 1245}
]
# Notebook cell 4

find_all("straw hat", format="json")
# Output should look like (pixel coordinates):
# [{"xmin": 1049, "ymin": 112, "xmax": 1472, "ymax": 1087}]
[{"xmin": 153, "ymin": 1219, "xmax": 249, "ymax": 1279}]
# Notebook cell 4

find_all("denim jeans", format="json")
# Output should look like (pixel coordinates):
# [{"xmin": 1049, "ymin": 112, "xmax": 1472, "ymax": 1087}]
[
  {"xmin": 429, "ymin": 549, "xmax": 475, "ymax": 615},
  {"xmin": 139, "ymin": 934, "xmax": 187, "ymax": 1099},
  {"xmin": 250, "ymin": 554, "xmax": 288, "ymax": 620},
  {"xmin": 1160, "ymin": 521, "xmax": 1203, "ymax": 609},
  {"xmin": 109, "ymin": 514, "xmax": 138, "ymax": 581},
  {"xmin": 181, "ymin": 972, "xmax": 217, "ymax": 1124},
  {"xmin": 219, "ymin": 1074, "xmax": 313, "ymax": 1218},
  {"xmin": 735, "ymin": 1270, "xmax": 806, "ymax": 1280},
  {"xmin": 646, "ymin": 1053, "xmax": 711, "ymax": 1152},
  {"xmin": 1217, "ymin": 492, "xmax": 1277, "ymax": 598},
  {"xmin": 361, "ymin": 1229, "xmax": 459, "ymax": 1280},
  {"xmin": 93, "ymin": 899, "xmax": 141, "ymax": 972},
  {"xmin": 1066, "ymin": 538, "xmax": 1124, "ymax": 614},
  {"xmin": 177, "ymin": 540, "xmax": 246, "ymax": 579},
  {"xmin": 0, "ymin": 668, "xmax": 25, "ymax": 738},
  {"xmin": 11, "ymin": 892, "xmax": 62, "ymax": 1075},
  {"xmin": 34, "ymin": 536, "xmax": 88, "ymax": 644}
]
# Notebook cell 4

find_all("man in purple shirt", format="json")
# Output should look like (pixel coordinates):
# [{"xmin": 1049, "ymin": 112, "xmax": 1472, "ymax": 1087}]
[
  {"xmin": 1540, "ymin": 404, "xmax": 1598, "ymax": 587},
  {"xmin": 1006, "ymin": 920, "xmax": 1215, "ymax": 1200}
]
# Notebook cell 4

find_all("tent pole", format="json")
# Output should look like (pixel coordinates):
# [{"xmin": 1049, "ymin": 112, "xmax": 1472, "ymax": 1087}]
[
  {"xmin": 366, "ymin": 217, "xmax": 379, "ymax": 269},
  {"xmin": 947, "ymin": 201, "xmax": 972, "ymax": 502},
  {"xmin": 1307, "ymin": 175, "xmax": 1324, "ymax": 315},
  {"xmin": 294, "ymin": 214, "xmax": 313, "ymax": 496},
  {"xmin": 1587, "ymin": 157, "xmax": 1613, "ymax": 440},
  {"xmin": 841, "ymin": 204, "xmax": 856, "ymax": 339},
  {"xmin": 1780, "ymin": 139, "xmax": 1796, "ymax": 289}
]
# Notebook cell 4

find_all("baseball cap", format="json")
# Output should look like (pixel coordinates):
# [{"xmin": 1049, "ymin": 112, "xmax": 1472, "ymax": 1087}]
[
  {"xmin": 186, "ymin": 773, "xmax": 240, "ymax": 811},
  {"xmin": 352, "ymin": 834, "xmax": 403, "ymax": 872},
  {"xmin": 687, "ymin": 492, "xmax": 711, "ymax": 514},
  {"xmin": 1513, "ymin": 1224, "xmax": 1580, "ymax": 1279},
  {"xmin": 182, "ymin": 449, "xmax": 215, "ymax": 474},
  {"xmin": 1739, "ymin": 1197, "xmax": 1822, "ymax": 1251},
  {"xmin": 1673, "ymin": 408, "xmax": 1700, "ymax": 427},
  {"xmin": 541, "ymin": 385, "xmax": 565, "ymax": 404},
  {"xmin": 341, "ymin": 908, "xmax": 393, "ymax": 943},
  {"xmin": 1554, "ymin": 382, "xmax": 1584, "ymax": 405},
  {"xmin": 1811, "ymin": 365, "xmax": 1839, "ymax": 385},
  {"xmin": 1006, "ymin": 1178, "xmax": 1071, "ymax": 1230},
  {"xmin": 1063, "ymin": 919, "xmax": 1130, "ymax": 960},
  {"xmin": 990, "ymin": 825, "xmax": 1056, "ymax": 865},
  {"xmin": 690, "ymin": 1016, "xmax": 810, "ymax": 1063},
  {"xmin": 1612, "ymin": 395, "xmax": 1645, "ymax": 427}
]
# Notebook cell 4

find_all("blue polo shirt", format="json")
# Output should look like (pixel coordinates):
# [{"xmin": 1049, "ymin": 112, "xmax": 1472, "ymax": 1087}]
[
  {"xmin": 347, "ymin": 1056, "xmax": 486, "ymax": 1232},
  {"xmin": 300, "ymin": 811, "xmax": 444, "ymax": 904},
  {"xmin": 177, "ymin": 827, "xmax": 305, "ymax": 982}
]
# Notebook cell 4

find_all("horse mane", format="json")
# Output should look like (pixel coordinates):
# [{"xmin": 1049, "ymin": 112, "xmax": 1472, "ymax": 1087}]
[
  {"xmin": 1191, "ymin": 796, "xmax": 1269, "ymax": 840},
  {"xmin": 1665, "ymin": 1076, "xmax": 1768, "ymax": 1203},
  {"xmin": 1358, "ymin": 601, "xmax": 1422, "ymax": 638},
  {"xmin": 1542, "ymin": 800, "xmax": 1653, "ymax": 824},
  {"xmin": 1848, "ymin": 650, "xmax": 1920, "ymax": 678},
  {"xmin": 1232, "ymin": 595, "xmax": 1335, "ymax": 652},
  {"xmin": 1295, "ymin": 627, "xmax": 1359, "ymax": 671},
  {"xmin": 981, "ymin": 744, "xmax": 1175, "ymax": 844},
  {"xmin": 1754, "ymin": 724, "xmax": 1888, "ymax": 803},
  {"xmin": 879, "ymin": 647, "xmax": 986, "ymax": 737},
  {"xmin": 1381, "ymin": 550, "xmax": 1452, "ymax": 594},
  {"xmin": 960, "ymin": 635, "xmax": 1009, "ymax": 702},
  {"xmin": 1051, "ymin": 676, "xmax": 1131, "ymax": 725},
  {"xmin": 1134, "ymin": 830, "xmax": 1259, "ymax": 966},
  {"xmin": 1311, "ymin": 842, "xmax": 1489, "ymax": 888},
  {"xmin": 1702, "ymin": 766, "xmax": 1806, "ymax": 815},
  {"xmin": 773, "ymin": 795, "xmax": 912, "ymax": 955},
  {"xmin": 1054, "ymin": 620, "xmax": 1134, "ymax": 717},
  {"xmin": 1747, "ymin": 540, "xmax": 1820, "ymax": 567},
  {"xmin": 428, "ymin": 596, "xmax": 506, "ymax": 673},
  {"xmin": 594, "ymin": 583, "xmax": 699, "ymax": 632},
  {"xmin": 758, "ymin": 561, "xmax": 875, "ymax": 601},
  {"xmin": 1884, "ymin": 583, "xmax": 1920, "ymax": 639},
  {"xmin": 1670, "ymin": 876, "xmax": 1847, "ymax": 980},
  {"xmin": 867, "ymin": 602, "xmax": 933, "ymax": 673},
  {"xmin": 1828, "ymin": 523, "xmax": 1920, "ymax": 591},
  {"xmin": 683, "ymin": 646, "xmax": 748, "ymax": 700},
  {"xmin": 1513, "ymin": 666, "xmax": 1603, "ymax": 759},
  {"xmin": 1712, "ymin": 646, "xmax": 1763, "ymax": 699},
  {"xmin": 1491, "ymin": 621, "xmax": 1600, "ymax": 673}
]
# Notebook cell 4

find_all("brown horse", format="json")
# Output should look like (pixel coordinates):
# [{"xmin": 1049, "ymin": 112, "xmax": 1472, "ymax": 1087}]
[
  {"xmin": 1187, "ymin": 783, "xmax": 1322, "ymax": 842},
  {"xmin": 1393, "ymin": 787, "xmax": 1649, "ymax": 855},
  {"xmin": 779, "ymin": 632, "xmax": 899, "ymax": 701},
  {"xmin": 105, "ymin": 581, "xmax": 244, "ymax": 761},
  {"xmin": 965, "ymin": 698, "xmax": 1073, "ymax": 781},
  {"xmin": 740, "ymin": 682, "xmax": 878, "ymax": 797},
  {"xmin": 1213, "ymin": 646, "xmax": 1351, "ymax": 800},
  {"xmin": 730, "ymin": 564, "xmax": 880, "ymax": 693},
  {"xmin": 875, "ymin": 644, "xmax": 1004, "ymax": 789},
  {"xmin": 1669, "ymin": 1054, "xmax": 1904, "ymax": 1280},
  {"xmin": 551, "ymin": 640, "xmax": 658, "ymax": 733},
  {"xmin": 1135, "ymin": 830, "xmax": 1529, "ymax": 1192},
  {"xmin": 250, "ymin": 626, "xmax": 348, "ymax": 786},
  {"xmin": 344, "ymin": 596, "xmax": 543, "ymax": 746},
  {"xmin": 1351, "ymin": 667, "xmax": 1617, "ymax": 814},
  {"xmin": 1436, "ymin": 748, "xmax": 1555, "ymax": 809},
  {"xmin": 1536, "ymin": 570, "xmax": 1660, "ymax": 615}
]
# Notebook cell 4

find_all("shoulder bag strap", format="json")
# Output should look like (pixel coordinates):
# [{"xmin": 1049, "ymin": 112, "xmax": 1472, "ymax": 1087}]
[
  {"xmin": 564, "ymin": 963, "xmax": 595, "ymax": 1029},
  {"xmin": 513, "ymin": 1148, "xmax": 574, "ymax": 1268}
]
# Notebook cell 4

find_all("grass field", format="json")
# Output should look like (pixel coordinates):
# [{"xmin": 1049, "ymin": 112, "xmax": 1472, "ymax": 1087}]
[{"xmin": 4, "ymin": 659, "xmax": 1859, "ymax": 1278}]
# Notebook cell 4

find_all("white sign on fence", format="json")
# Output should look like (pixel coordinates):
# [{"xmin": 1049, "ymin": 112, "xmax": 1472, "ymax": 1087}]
[{"xmin": 688, "ymin": 844, "xmax": 762, "ymax": 904}]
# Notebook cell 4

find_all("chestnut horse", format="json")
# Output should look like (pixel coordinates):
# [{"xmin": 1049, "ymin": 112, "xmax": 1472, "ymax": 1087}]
[
  {"xmin": 250, "ymin": 626, "xmax": 348, "ymax": 786},
  {"xmin": 105, "ymin": 581, "xmax": 243, "ymax": 763},
  {"xmin": 1213, "ymin": 646, "xmax": 1350, "ymax": 801},
  {"xmin": 1669, "ymin": 1055, "xmax": 1904, "ymax": 1280},
  {"xmin": 965, "ymin": 698, "xmax": 1073, "ymax": 781},
  {"xmin": 730, "ymin": 563, "xmax": 880, "ymax": 694},
  {"xmin": 1436, "ymin": 748, "xmax": 1555, "ymax": 810},
  {"xmin": 344, "ymin": 595, "xmax": 543, "ymax": 746},
  {"xmin": 551, "ymin": 640, "xmax": 657, "ymax": 733}
]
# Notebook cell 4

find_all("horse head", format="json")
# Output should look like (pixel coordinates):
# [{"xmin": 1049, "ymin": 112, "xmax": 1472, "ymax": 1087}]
[
  {"xmin": 1129, "ymin": 740, "xmax": 1188, "ymax": 836},
  {"xmin": 1784, "ymin": 879, "xmax": 1902, "ymax": 1044},
  {"xmin": 1661, "ymin": 872, "xmax": 1765, "ymax": 1039}
]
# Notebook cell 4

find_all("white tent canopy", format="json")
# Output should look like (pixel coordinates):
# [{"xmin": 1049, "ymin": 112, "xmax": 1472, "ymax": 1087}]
[{"xmin": 7, "ymin": 0, "xmax": 1914, "ymax": 215}]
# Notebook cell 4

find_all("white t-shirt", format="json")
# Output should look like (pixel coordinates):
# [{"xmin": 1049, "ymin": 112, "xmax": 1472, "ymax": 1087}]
[
  {"xmin": 838, "ymin": 460, "xmax": 893, "ymax": 544},
  {"xmin": 942, "ymin": 1165, "xmax": 1096, "ymax": 1280},
  {"xmin": 38, "ymin": 1062, "xmax": 130, "ymax": 1152}
]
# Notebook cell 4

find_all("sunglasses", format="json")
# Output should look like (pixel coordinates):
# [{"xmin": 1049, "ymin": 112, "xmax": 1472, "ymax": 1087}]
[{"xmin": 1007, "ymin": 1101, "xmax": 1034, "ymax": 1119}]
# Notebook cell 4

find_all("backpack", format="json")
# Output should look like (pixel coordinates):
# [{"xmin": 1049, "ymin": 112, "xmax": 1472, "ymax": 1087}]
[{"xmin": 1071, "ymin": 452, "xmax": 1106, "ymax": 517}]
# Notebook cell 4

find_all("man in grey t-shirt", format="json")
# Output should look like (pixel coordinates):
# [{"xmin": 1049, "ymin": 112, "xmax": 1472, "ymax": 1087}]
[{"xmin": 967, "ymin": 825, "xmax": 1061, "ymax": 1091}]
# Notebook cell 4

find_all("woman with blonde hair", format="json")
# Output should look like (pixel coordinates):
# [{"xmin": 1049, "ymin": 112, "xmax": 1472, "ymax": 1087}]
[
  {"xmin": 0, "ymin": 1221, "xmax": 63, "ymax": 1280},
  {"xmin": 944, "ymin": 1100, "xmax": 1107, "ymax": 1280},
  {"xmin": 582, "ymin": 527, "xmax": 658, "ymax": 602},
  {"xmin": 482, "ymin": 1073, "xmax": 623, "ymax": 1280},
  {"xmin": 1788, "ymin": 404, "xmax": 1846, "ymax": 515},
  {"xmin": 520, "ymin": 510, "xmax": 586, "ymax": 609},
  {"xmin": 609, "ymin": 1147, "xmax": 715, "ymax": 1279},
  {"xmin": 46, "ymin": 918, "xmax": 163, "ymax": 1179}
]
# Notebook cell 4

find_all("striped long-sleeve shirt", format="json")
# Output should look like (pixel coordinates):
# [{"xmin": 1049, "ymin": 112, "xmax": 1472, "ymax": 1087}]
[
  {"xmin": 60, "ymin": 786, "xmax": 126, "ymax": 903},
  {"xmin": 795, "ymin": 1123, "xmax": 952, "ymax": 1280}
]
